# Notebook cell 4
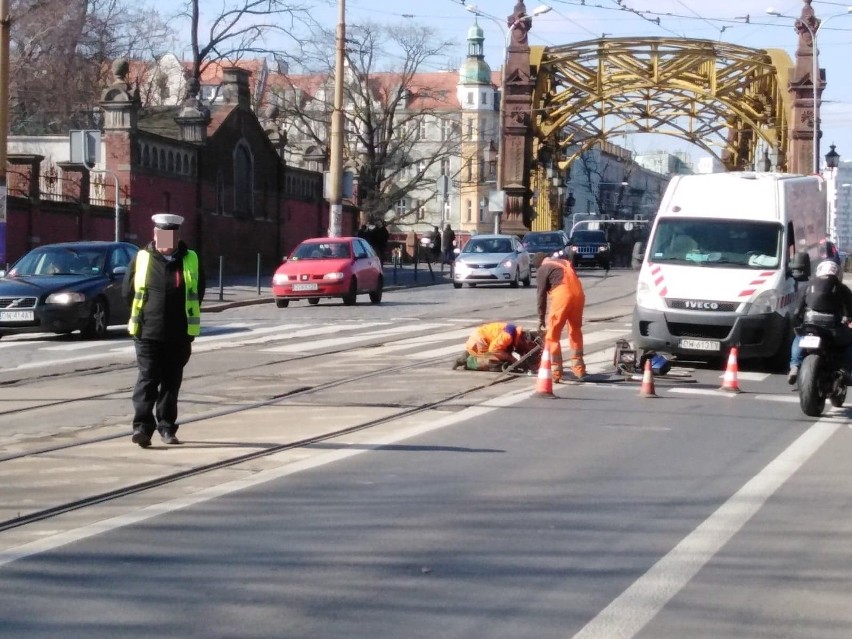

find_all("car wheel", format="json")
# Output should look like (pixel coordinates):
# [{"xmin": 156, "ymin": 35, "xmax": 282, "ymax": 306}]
[
  {"xmin": 81, "ymin": 298, "xmax": 109, "ymax": 339},
  {"xmin": 369, "ymin": 277, "xmax": 383, "ymax": 304},
  {"xmin": 522, "ymin": 269, "xmax": 532, "ymax": 287},
  {"xmin": 342, "ymin": 278, "xmax": 358, "ymax": 305},
  {"xmin": 453, "ymin": 282, "xmax": 462, "ymax": 289},
  {"xmin": 308, "ymin": 298, "xmax": 320, "ymax": 305},
  {"xmin": 276, "ymin": 299, "xmax": 290, "ymax": 308},
  {"xmin": 600, "ymin": 260, "xmax": 610, "ymax": 271},
  {"xmin": 509, "ymin": 268, "xmax": 520, "ymax": 288}
]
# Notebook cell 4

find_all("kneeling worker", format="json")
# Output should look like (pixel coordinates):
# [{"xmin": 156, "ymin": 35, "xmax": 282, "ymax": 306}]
[
  {"xmin": 452, "ymin": 322, "xmax": 536, "ymax": 371},
  {"xmin": 537, "ymin": 249, "xmax": 586, "ymax": 382}
]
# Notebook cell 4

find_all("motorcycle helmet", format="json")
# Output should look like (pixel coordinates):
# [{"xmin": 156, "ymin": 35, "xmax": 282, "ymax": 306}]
[{"xmin": 816, "ymin": 259, "xmax": 840, "ymax": 279}]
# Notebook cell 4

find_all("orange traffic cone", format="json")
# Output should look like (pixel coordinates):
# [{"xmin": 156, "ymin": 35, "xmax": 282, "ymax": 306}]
[
  {"xmin": 720, "ymin": 346, "xmax": 741, "ymax": 393},
  {"xmin": 638, "ymin": 358, "xmax": 658, "ymax": 397},
  {"xmin": 534, "ymin": 347, "xmax": 555, "ymax": 397}
]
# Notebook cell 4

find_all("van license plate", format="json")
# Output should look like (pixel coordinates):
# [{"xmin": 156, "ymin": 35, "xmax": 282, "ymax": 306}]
[{"xmin": 679, "ymin": 338, "xmax": 720, "ymax": 351}]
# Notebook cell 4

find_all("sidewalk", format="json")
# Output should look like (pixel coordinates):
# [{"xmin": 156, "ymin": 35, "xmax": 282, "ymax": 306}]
[{"xmin": 202, "ymin": 261, "xmax": 453, "ymax": 312}]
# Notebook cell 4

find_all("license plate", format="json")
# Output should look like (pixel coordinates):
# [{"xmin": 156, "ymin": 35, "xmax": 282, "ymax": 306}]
[
  {"xmin": 292, "ymin": 283, "xmax": 318, "ymax": 292},
  {"xmin": 679, "ymin": 338, "xmax": 721, "ymax": 351},
  {"xmin": 800, "ymin": 334, "xmax": 821, "ymax": 349},
  {"xmin": 473, "ymin": 269, "xmax": 491, "ymax": 276},
  {"xmin": 0, "ymin": 310, "xmax": 34, "ymax": 322}
]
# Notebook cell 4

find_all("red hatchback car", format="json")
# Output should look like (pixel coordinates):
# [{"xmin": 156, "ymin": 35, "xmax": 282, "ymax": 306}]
[{"xmin": 272, "ymin": 236, "xmax": 384, "ymax": 307}]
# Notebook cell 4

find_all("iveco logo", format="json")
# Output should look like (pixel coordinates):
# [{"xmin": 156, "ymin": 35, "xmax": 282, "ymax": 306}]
[{"xmin": 685, "ymin": 300, "xmax": 719, "ymax": 310}]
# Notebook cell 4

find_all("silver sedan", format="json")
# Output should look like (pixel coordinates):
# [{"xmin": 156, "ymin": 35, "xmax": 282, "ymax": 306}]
[{"xmin": 452, "ymin": 234, "xmax": 532, "ymax": 289}]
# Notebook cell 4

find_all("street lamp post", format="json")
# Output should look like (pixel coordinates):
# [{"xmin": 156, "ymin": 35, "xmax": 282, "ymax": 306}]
[
  {"xmin": 328, "ymin": 0, "xmax": 346, "ymax": 237},
  {"xmin": 766, "ymin": 6, "xmax": 852, "ymax": 175},
  {"xmin": 466, "ymin": 3, "xmax": 551, "ymax": 234},
  {"xmin": 825, "ymin": 143, "xmax": 841, "ymax": 244}
]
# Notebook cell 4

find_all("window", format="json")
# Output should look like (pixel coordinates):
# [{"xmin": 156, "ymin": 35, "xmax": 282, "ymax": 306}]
[
  {"xmin": 479, "ymin": 158, "xmax": 485, "ymax": 182},
  {"xmin": 440, "ymin": 158, "xmax": 450, "ymax": 176},
  {"xmin": 466, "ymin": 199, "xmax": 472, "ymax": 222},
  {"xmin": 467, "ymin": 91, "xmax": 474, "ymax": 105},
  {"xmin": 418, "ymin": 117, "xmax": 427, "ymax": 140},
  {"xmin": 233, "ymin": 141, "xmax": 254, "ymax": 217},
  {"xmin": 478, "ymin": 198, "xmax": 484, "ymax": 222},
  {"xmin": 466, "ymin": 119, "xmax": 473, "ymax": 139},
  {"xmin": 440, "ymin": 118, "xmax": 451, "ymax": 141},
  {"xmin": 466, "ymin": 159, "xmax": 472, "ymax": 181},
  {"xmin": 417, "ymin": 159, "xmax": 426, "ymax": 175},
  {"xmin": 395, "ymin": 198, "xmax": 407, "ymax": 217},
  {"xmin": 481, "ymin": 91, "xmax": 487, "ymax": 105}
]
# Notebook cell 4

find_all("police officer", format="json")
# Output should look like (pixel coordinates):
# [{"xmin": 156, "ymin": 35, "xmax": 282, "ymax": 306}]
[
  {"xmin": 537, "ymin": 249, "xmax": 586, "ymax": 382},
  {"xmin": 123, "ymin": 214, "xmax": 205, "ymax": 447}
]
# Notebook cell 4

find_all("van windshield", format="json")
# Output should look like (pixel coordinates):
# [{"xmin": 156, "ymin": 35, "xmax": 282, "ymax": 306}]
[{"xmin": 648, "ymin": 219, "xmax": 782, "ymax": 268}]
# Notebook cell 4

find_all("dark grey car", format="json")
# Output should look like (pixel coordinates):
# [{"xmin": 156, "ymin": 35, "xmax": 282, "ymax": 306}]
[{"xmin": 0, "ymin": 241, "xmax": 139, "ymax": 339}]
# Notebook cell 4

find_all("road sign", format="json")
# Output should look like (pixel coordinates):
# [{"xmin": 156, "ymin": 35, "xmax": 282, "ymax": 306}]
[{"xmin": 69, "ymin": 130, "xmax": 101, "ymax": 166}]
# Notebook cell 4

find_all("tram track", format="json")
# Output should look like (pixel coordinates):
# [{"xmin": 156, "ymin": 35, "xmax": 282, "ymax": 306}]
[{"xmin": 0, "ymin": 279, "xmax": 634, "ymax": 534}]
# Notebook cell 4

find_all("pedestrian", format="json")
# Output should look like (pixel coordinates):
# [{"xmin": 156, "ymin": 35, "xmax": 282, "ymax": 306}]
[
  {"xmin": 452, "ymin": 322, "xmax": 538, "ymax": 371},
  {"xmin": 431, "ymin": 225, "xmax": 441, "ymax": 264},
  {"xmin": 536, "ymin": 248, "xmax": 586, "ymax": 382},
  {"xmin": 374, "ymin": 220, "xmax": 390, "ymax": 264},
  {"xmin": 440, "ymin": 223, "xmax": 456, "ymax": 267},
  {"xmin": 123, "ymin": 213, "xmax": 206, "ymax": 448}
]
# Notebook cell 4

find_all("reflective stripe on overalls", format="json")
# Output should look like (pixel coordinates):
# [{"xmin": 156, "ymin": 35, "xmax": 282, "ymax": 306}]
[{"xmin": 127, "ymin": 250, "xmax": 202, "ymax": 337}]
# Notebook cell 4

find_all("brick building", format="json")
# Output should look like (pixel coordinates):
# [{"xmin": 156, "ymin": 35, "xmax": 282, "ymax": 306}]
[{"xmin": 3, "ymin": 59, "xmax": 338, "ymax": 272}]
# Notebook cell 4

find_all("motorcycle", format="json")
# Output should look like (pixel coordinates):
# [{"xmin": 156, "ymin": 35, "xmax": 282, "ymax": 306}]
[{"xmin": 796, "ymin": 310, "xmax": 848, "ymax": 416}]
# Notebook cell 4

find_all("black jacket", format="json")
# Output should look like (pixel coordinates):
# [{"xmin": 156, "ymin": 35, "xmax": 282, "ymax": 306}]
[
  {"xmin": 793, "ymin": 274, "xmax": 852, "ymax": 326},
  {"xmin": 122, "ymin": 241, "xmax": 206, "ymax": 342}
]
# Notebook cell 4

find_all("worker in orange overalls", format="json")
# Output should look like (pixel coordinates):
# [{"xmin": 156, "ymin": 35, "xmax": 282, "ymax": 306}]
[
  {"xmin": 536, "ymin": 249, "xmax": 586, "ymax": 381},
  {"xmin": 452, "ymin": 322, "xmax": 537, "ymax": 371}
]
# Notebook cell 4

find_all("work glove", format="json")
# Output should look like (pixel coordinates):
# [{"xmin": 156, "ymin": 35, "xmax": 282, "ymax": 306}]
[{"xmin": 538, "ymin": 322, "xmax": 546, "ymax": 334}]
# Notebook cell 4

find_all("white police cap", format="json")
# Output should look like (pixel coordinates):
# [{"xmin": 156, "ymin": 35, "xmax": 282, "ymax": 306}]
[{"xmin": 152, "ymin": 213, "xmax": 184, "ymax": 230}]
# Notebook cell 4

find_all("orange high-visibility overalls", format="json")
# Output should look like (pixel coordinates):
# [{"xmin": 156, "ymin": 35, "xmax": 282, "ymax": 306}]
[
  {"xmin": 542, "ymin": 259, "xmax": 585, "ymax": 380},
  {"xmin": 464, "ymin": 322, "xmax": 518, "ymax": 370}
]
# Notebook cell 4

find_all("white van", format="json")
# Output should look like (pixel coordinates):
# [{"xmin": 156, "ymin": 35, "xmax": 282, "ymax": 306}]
[{"xmin": 632, "ymin": 172, "xmax": 827, "ymax": 366}]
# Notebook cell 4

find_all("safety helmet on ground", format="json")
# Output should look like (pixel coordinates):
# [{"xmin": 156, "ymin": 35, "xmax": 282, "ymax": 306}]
[{"xmin": 815, "ymin": 259, "xmax": 840, "ymax": 278}]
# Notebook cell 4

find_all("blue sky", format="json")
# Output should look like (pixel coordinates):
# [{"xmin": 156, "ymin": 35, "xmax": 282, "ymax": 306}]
[{"xmin": 150, "ymin": 0, "xmax": 852, "ymax": 166}]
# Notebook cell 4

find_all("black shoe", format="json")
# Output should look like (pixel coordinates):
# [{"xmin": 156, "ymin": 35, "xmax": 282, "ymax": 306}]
[
  {"xmin": 160, "ymin": 431, "xmax": 181, "ymax": 445},
  {"xmin": 131, "ymin": 429, "xmax": 152, "ymax": 448}
]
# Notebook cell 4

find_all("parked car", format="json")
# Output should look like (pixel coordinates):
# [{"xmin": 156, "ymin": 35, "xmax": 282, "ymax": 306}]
[
  {"xmin": 272, "ymin": 236, "xmax": 383, "ymax": 307},
  {"xmin": 0, "ymin": 241, "xmax": 139, "ymax": 339},
  {"xmin": 568, "ymin": 229, "xmax": 611, "ymax": 270},
  {"xmin": 522, "ymin": 230, "xmax": 570, "ymax": 269},
  {"xmin": 452, "ymin": 234, "xmax": 532, "ymax": 289}
]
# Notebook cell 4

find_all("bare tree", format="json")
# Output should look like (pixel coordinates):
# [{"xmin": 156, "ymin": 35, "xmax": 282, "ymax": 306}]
[
  {"xmin": 9, "ymin": 0, "xmax": 174, "ymax": 134},
  {"xmin": 273, "ymin": 21, "xmax": 461, "ymax": 225},
  {"xmin": 174, "ymin": 0, "xmax": 314, "ymax": 83}
]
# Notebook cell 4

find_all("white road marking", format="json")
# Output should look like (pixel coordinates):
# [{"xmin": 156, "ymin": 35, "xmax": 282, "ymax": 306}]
[
  {"xmin": 718, "ymin": 371, "xmax": 769, "ymax": 382},
  {"xmin": 261, "ymin": 323, "xmax": 447, "ymax": 353},
  {"xmin": 752, "ymin": 394, "xmax": 798, "ymax": 404},
  {"xmin": 667, "ymin": 388, "xmax": 739, "ymax": 397},
  {"xmin": 570, "ymin": 415, "xmax": 845, "ymax": 639},
  {"xmin": 0, "ymin": 386, "xmax": 533, "ymax": 569}
]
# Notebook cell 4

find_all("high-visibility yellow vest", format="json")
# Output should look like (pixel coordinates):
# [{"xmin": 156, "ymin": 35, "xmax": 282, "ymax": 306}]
[{"xmin": 127, "ymin": 249, "xmax": 201, "ymax": 337}]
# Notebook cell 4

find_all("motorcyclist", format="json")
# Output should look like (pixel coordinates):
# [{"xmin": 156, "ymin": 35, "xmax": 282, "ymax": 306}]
[{"xmin": 788, "ymin": 258, "xmax": 852, "ymax": 384}]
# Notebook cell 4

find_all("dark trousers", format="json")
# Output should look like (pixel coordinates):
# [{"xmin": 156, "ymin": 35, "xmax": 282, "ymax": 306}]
[{"xmin": 132, "ymin": 339, "xmax": 192, "ymax": 435}]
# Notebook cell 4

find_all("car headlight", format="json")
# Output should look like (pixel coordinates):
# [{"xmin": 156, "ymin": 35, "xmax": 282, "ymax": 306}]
[
  {"xmin": 747, "ymin": 290, "xmax": 778, "ymax": 315},
  {"xmin": 635, "ymin": 279, "xmax": 666, "ymax": 311},
  {"xmin": 570, "ymin": 246, "xmax": 579, "ymax": 253},
  {"xmin": 46, "ymin": 291, "xmax": 86, "ymax": 304},
  {"xmin": 323, "ymin": 272, "xmax": 345, "ymax": 281},
  {"xmin": 598, "ymin": 246, "xmax": 608, "ymax": 253},
  {"xmin": 272, "ymin": 273, "xmax": 291, "ymax": 285},
  {"xmin": 500, "ymin": 258, "xmax": 516, "ymax": 269},
  {"xmin": 455, "ymin": 261, "xmax": 471, "ymax": 274}
]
